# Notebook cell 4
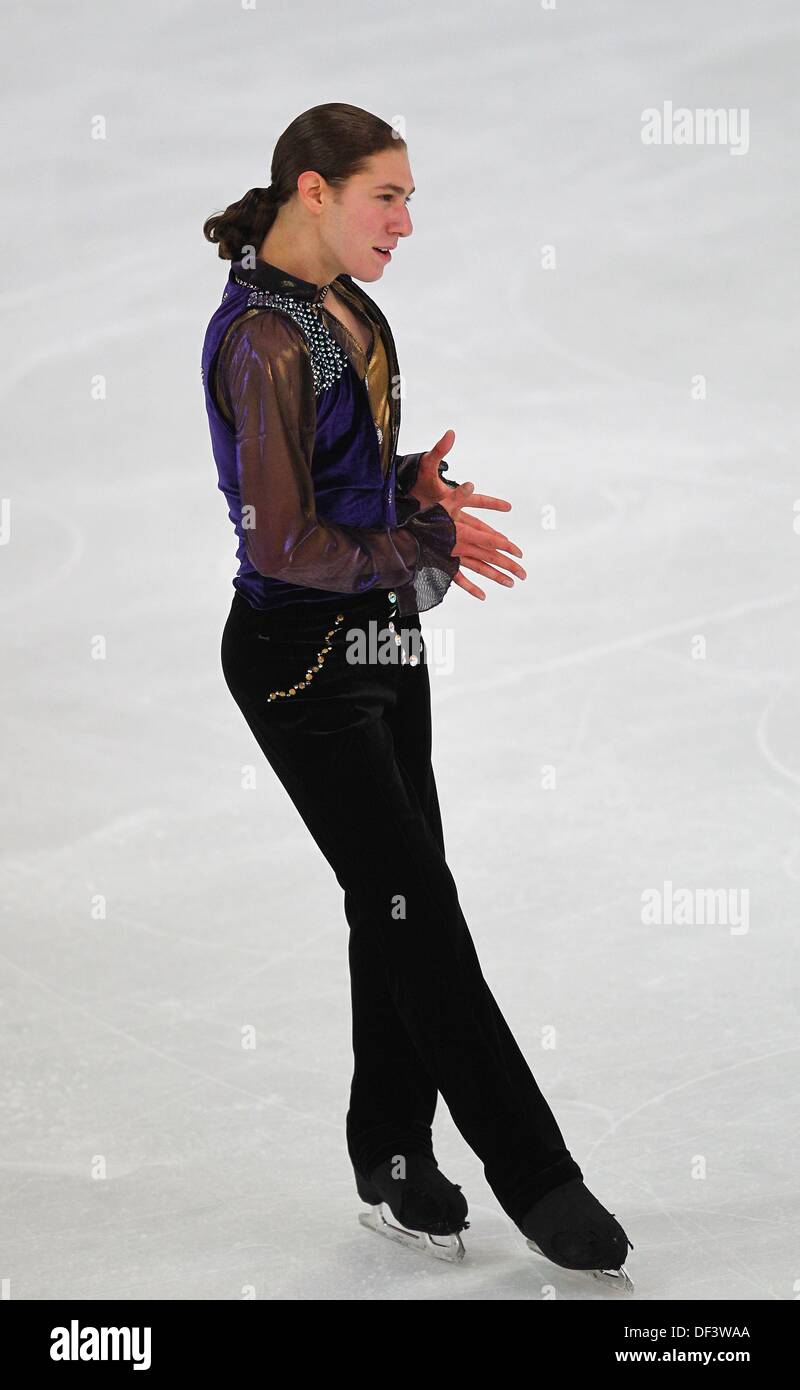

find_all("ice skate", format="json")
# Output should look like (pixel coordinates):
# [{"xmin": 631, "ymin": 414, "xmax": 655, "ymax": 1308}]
[
  {"xmin": 356, "ymin": 1153, "xmax": 469, "ymax": 1263},
  {"xmin": 521, "ymin": 1178, "xmax": 634, "ymax": 1293}
]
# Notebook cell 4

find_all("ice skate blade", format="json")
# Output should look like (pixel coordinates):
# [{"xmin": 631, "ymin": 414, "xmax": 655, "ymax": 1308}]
[
  {"xmin": 525, "ymin": 1237, "xmax": 634, "ymax": 1293},
  {"xmin": 358, "ymin": 1203, "xmax": 466, "ymax": 1263}
]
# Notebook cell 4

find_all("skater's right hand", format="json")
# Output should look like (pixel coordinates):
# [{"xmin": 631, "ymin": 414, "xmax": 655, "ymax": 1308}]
[{"xmin": 436, "ymin": 482, "xmax": 527, "ymax": 601}]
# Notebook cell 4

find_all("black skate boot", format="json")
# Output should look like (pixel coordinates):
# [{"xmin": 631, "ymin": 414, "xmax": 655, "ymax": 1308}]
[
  {"xmin": 356, "ymin": 1152, "xmax": 470, "ymax": 1263},
  {"xmin": 521, "ymin": 1178, "xmax": 634, "ymax": 1292}
]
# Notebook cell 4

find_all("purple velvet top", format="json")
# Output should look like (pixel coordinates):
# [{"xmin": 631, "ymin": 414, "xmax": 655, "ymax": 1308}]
[{"xmin": 200, "ymin": 256, "xmax": 460, "ymax": 617}]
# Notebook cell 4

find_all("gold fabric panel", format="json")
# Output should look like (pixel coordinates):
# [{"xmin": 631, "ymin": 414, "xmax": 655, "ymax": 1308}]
[{"xmin": 318, "ymin": 299, "xmax": 392, "ymax": 479}]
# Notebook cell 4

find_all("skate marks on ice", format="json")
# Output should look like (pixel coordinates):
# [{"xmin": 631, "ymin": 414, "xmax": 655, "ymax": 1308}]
[
  {"xmin": 755, "ymin": 678, "xmax": 800, "ymax": 792},
  {"xmin": 431, "ymin": 587, "xmax": 800, "ymax": 704},
  {"xmin": 579, "ymin": 1045, "xmax": 799, "ymax": 1301},
  {"xmin": 0, "ymin": 942, "xmax": 341, "ymax": 1138}
]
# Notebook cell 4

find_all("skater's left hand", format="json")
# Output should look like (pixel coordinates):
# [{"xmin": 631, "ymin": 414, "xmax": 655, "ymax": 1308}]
[{"xmin": 409, "ymin": 429, "xmax": 527, "ymax": 601}]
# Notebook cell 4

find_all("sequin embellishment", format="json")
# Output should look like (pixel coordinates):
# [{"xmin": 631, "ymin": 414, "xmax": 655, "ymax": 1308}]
[
  {"xmin": 232, "ymin": 277, "xmax": 348, "ymax": 396},
  {"xmin": 265, "ymin": 611, "xmax": 346, "ymax": 702}
]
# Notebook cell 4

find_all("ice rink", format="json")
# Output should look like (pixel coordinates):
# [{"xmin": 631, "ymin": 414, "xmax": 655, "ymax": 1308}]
[{"xmin": 3, "ymin": 0, "xmax": 798, "ymax": 1300}]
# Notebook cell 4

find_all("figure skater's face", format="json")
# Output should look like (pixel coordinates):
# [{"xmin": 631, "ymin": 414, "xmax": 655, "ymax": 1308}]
[{"xmin": 322, "ymin": 147, "xmax": 414, "ymax": 283}]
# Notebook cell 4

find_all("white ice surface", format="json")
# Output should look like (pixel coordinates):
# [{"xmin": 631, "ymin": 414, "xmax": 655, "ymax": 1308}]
[{"xmin": 2, "ymin": 0, "xmax": 798, "ymax": 1300}]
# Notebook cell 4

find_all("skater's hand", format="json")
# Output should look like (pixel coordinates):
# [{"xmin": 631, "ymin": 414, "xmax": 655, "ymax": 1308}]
[{"xmin": 414, "ymin": 429, "xmax": 527, "ymax": 601}]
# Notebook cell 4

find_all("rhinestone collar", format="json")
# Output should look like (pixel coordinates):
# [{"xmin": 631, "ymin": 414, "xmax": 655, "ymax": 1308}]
[{"xmin": 230, "ymin": 255, "xmax": 331, "ymax": 305}]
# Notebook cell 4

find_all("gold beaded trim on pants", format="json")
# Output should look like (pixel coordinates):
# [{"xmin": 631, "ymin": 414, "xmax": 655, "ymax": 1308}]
[{"xmin": 265, "ymin": 590, "xmax": 399, "ymax": 701}]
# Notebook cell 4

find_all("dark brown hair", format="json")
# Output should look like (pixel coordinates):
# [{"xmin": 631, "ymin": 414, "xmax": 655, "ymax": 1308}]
[{"xmin": 203, "ymin": 102, "xmax": 405, "ymax": 261}]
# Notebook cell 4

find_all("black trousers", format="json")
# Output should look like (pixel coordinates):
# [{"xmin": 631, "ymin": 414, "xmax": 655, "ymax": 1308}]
[{"xmin": 220, "ymin": 584, "xmax": 582, "ymax": 1230}]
